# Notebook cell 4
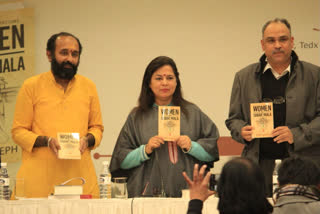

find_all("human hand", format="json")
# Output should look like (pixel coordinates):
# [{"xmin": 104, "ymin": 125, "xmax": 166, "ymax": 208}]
[
  {"xmin": 182, "ymin": 164, "xmax": 215, "ymax": 201},
  {"xmin": 175, "ymin": 135, "xmax": 191, "ymax": 151},
  {"xmin": 145, "ymin": 136, "xmax": 165, "ymax": 154},
  {"xmin": 79, "ymin": 136, "xmax": 88, "ymax": 154},
  {"xmin": 48, "ymin": 138, "xmax": 61, "ymax": 156},
  {"xmin": 241, "ymin": 125, "xmax": 253, "ymax": 141},
  {"xmin": 272, "ymin": 126, "xmax": 293, "ymax": 144}
]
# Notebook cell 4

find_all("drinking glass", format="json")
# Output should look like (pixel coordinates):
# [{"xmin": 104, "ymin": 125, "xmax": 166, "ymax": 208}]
[
  {"xmin": 13, "ymin": 178, "xmax": 25, "ymax": 200},
  {"xmin": 112, "ymin": 177, "xmax": 127, "ymax": 199}
]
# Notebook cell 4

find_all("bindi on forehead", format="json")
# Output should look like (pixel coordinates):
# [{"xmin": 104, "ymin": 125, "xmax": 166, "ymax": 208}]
[{"xmin": 155, "ymin": 73, "xmax": 174, "ymax": 77}]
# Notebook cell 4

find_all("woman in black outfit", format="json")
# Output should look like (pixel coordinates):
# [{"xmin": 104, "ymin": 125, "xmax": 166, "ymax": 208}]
[{"xmin": 183, "ymin": 157, "xmax": 273, "ymax": 214}]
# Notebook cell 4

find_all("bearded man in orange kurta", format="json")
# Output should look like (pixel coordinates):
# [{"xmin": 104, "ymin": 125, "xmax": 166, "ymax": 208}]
[{"xmin": 11, "ymin": 32, "xmax": 104, "ymax": 198}]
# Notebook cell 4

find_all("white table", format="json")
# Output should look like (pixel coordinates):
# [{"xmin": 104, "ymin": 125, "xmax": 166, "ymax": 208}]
[{"xmin": 1, "ymin": 197, "xmax": 219, "ymax": 214}]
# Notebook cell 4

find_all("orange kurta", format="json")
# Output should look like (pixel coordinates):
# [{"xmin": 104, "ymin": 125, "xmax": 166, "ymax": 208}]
[{"xmin": 11, "ymin": 71, "xmax": 104, "ymax": 198}]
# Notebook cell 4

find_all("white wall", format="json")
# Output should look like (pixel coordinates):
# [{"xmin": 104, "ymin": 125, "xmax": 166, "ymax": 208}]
[{"xmin": 2, "ymin": 0, "xmax": 320, "ymax": 175}]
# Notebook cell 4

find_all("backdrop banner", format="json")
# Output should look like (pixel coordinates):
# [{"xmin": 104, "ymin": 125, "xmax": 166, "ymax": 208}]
[{"xmin": 0, "ymin": 8, "xmax": 34, "ymax": 162}]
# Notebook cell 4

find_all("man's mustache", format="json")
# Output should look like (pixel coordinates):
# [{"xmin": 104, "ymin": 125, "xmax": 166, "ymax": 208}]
[
  {"xmin": 272, "ymin": 50, "xmax": 284, "ymax": 54},
  {"xmin": 62, "ymin": 61, "xmax": 76, "ymax": 68}
]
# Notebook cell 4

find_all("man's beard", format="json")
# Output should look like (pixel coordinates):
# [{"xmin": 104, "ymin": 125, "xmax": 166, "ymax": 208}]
[{"xmin": 51, "ymin": 58, "xmax": 79, "ymax": 80}]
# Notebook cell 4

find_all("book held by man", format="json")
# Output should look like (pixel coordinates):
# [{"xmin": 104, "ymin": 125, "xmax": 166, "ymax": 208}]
[
  {"xmin": 250, "ymin": 102, "xmax": 274, "ymax": 138},
  {"xmin": 158, "ymin": 106, "xmax": 180, "ymax": 141},
  {"xmin": 57, "ymin": 132, "xmax": 81, "ymax": 159}
]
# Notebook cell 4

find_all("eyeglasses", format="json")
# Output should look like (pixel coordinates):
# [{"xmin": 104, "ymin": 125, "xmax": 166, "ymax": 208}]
[{"xmin": 262, "ymin": 96, "xmax": 285, "ymax": 105}]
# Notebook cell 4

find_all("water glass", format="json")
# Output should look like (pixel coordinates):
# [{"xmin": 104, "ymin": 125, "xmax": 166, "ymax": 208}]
[
  {"xmin": 13, "ymin": 178, "xmax": 25, "ymax": 199},
  {"xmin": 112, "ymin": 177, "xmax": 127, "ymax": 199}
]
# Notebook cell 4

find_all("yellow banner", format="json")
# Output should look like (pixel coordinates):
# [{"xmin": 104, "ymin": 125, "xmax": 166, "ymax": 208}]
[{"xmin": 0, "ymin": 8, "xmax": 34, "ymax": 162}]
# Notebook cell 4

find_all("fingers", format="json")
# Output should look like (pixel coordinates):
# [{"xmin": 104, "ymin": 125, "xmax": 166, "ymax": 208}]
[
  {"xmin": 146, "ymin": 136, "xmax": 165, "ymax": 154},
  {"xmin": 242, "ymin": 126, "xmax": 253, "ymax": 131},
  {"xmin": 150, "ymin": 140, "xmax": 161, "ymax": 148},
  {"xmin": 56, "ymin": 143, "xmax": 61, "ymax": 150},
  {"xmin": 198, "ymin": 165, "xmax": 207, "ymax": 181},
  {"xmin": 150, "ymin": 136, "xmax": 165, "ymax": 146},
  {"xmin": 241, "ymin": 126, "xmax": 253, "ymax": 141},
  {"xmin": 176, "ymin": 135, "xmax": 191, "ymax": 150},
  {"xmin": 274, "ymin": 135, "xmax": 293, "ymax": 144},
  {"xmin": 273, "ymin": 133, "xmax": 286, "ymax": 143},
  {"xmin": 53, "ymin": 138, "xmax": 61, "ymax": 150},
  {"xmin": 51, "ymin": 144, "xmax": 58, "ymax": 154},
  {"xmin": 272, "ymin": 126, "xmax": 286, "ymax": 136},
  {"xmin": 202, "ymin": 168, "xmax": 211, "ymax": 185},
  {"xmin": 153, "ymin": 136, "xmax": 165, "ymax": 144},
  {"xmin": 79, "ymin": 137, "xmax": 88, "ymax": 154},
  {"xmin": 183, "ymin": 164, "xmax": 208, "ymax": 187},
  {"xmin": 49, "ymin": 138, "xmax": 60, "ymax": 157},
  {"xmin": 193, "ymin": 164, "xmax": 199, "ymax": 183},
  {"xmin": 192, "ymin": 164, "xmax": 208, "ymax": 184},
  {"xmin": 80, "ymin": 144, "xmax": 85, "ymax": 154},
  {"xmin": 182, "ymin": 171, "xmax": 192, "ymax": 186},
  {"xmin": 272, "ymin": 126, "xmax": 293, "ymax": 144},
  {"xmin": 242, "ymin": 135, "xmax": 252, "ymax": 141},
  {"xmin": 187, "ymin": 164, "xmax": 213, "ymax": 202}
]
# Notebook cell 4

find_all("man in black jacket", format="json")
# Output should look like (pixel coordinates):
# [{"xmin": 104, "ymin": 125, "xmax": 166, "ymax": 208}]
[{"xmin": 226, "ymin": 18, "xmax": 320, "ymax": 196}]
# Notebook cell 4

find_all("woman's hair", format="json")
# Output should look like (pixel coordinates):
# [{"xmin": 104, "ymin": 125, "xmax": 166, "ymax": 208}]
[
  {"xmin": 274, "ymin": 156, "xmax": 320, "ymax": 200},
  {"xmin": 134, "ymin": 56, "xmax": 189, "ymax": 118},
  {"xmin": 277, "ymin": 156, "xmax": 320, "ymax": 187},
  {"xmin": 217, "ymin": 157, "xmax": 273, "ymax": 214}
]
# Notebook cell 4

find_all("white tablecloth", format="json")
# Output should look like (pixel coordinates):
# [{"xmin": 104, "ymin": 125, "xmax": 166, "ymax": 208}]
[{"xmin": 1, "ymin": 197, "xmax": 219, "ymax": 214}]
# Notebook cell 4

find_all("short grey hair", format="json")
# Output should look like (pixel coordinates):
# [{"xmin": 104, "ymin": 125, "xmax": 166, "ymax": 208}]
[{"xmin": 262, "ymin": 18, "xmax": 291, "ymax": 37}]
